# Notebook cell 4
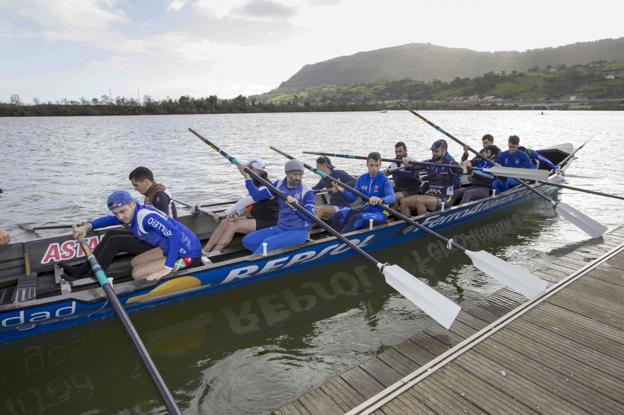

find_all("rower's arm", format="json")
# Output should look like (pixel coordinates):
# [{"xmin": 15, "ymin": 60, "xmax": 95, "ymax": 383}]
[
  {"xmin": 382, "ymin": 177, "xmax": 396, "ymax": 205},
  {"xmin": 533, "ymin": 151, "xmax": 557, "ymax": 170},
  {"xmin": 89, "ymin": 215, "xmax": 122, "ymax": 229},
  {"xmin": 245, "ymin": 179, "xmax": 273, "ymax": 202}
]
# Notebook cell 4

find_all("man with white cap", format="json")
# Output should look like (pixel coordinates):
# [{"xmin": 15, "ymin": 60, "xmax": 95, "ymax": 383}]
[
  {"xmin": 61, "ymin": 190, "xmax": 202, "ymax": 281},
  {"xmin": 242, "ymin": 159, "xmax": 315, "ymax": 255},
  {"xmin": 202, "ymin": 158, "xmax": 278, "ymax": 260}
]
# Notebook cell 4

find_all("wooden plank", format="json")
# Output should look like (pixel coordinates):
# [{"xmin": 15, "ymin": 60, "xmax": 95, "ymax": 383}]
[
  {"xmin": 492, "ymin": 329, "xmax": 624, "ymax": 403},
  {"xmin": 415, "ymin": 377, "xmax": 488, "ymax": 415},
  {"xmin": 377, "ymin": 347, "xmax": 420, "ymax": 376},
  {"xmin": 543, "ymin": 261, "xmax": 576, "ymax": 274},
  {"xmin": 473, "ymin": 338, "xmax": 624, "ymax": 414},
  {"xmin": 547, "ymin": 293, "xmax": 623, "ymax": 331},
  {"xmin": 358, "ymin": 357, "xmax": 403, "ymax": 387},
  {"xmin": 385, "ymin": 390, "xmax": 435, "ymax": 414},
  {"xmin": 607, "ymin": 253, "xmax": 624, "ymax": 269},
  {"xmin": 473, "ymin": 299, "xmax": 513, "ymax": 317},
  {"xmin": 402, "ymin": 383, "xmax": 465, "ymax": 415},
  {"xmin": 569, "ymin": 276, "xmax": 624, "ymax": 302},
  {"xmin": 430, "ymin": 364, "xmax": 536, "ymax": 415},
  {"xmin": 533, "ymin": 270, "xmax": 561, "ymax": 283},
  {"xmin": 456, "ymin": 352, "xmax": 582, "ymax": 415},
  {"xmin": 463, "ymin": 303, "xmax": 502, "ymax": 323},
  {"xmin": 586, "ymin": 268, "xmax": 624, "ymax": 286},
  {"xmin": 528, "ymin": 302, "xmax": 624, "ymax": 345},
  {"xmin": 422, "ymin": 325, "xmax": 463, "ymax": 348},
  {"xmin": 340, "ymin": 366, "xmax": 385, "ymax": 399},
  {"xmin": 455, "ymin": 310, "xmax": 489, "ymax": 331},
  {"xmin": 298, "ymin": 387, "xmax": 344, "ymax": 415},
  {"xmin": 508, "ymin": 318, "xmax": 624, "ymax": 380},
  {"xmin": 319, "ymin": 377, "xmax": 364, "ymax": 412},
  {"xmin": 496, "ymin": 288, "xmax": 526, "ymax": 303},
  {"xmin": 448, "ymin": 318, "xmax": 479, "ymax": 340},
  {"xmin": 395, "ymin": 337, "xmax": 438, "ymax": 366},
  {"xmin": 553, "ymin": 255, "xmax": 590, "ymax": 268}
]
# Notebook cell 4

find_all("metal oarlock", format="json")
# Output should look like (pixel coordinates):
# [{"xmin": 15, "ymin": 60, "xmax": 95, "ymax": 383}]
[
  {"xmin": 492, "ymin": 189, "xmax": 497, "ymax": 196},
  {"xmin": 446, "ymin": 238, "xmax": 453, "ymax": 250},
  {"xmin": 262, "ymin": 242, "xmax": 268, "ymax": 257},
  {"xmin": 441, "ymin": 201, "xmax": 446, "ymax": 212},
  {"xmin": 369, "ymin": 219, "xmax": 374, "ymax": 230}
]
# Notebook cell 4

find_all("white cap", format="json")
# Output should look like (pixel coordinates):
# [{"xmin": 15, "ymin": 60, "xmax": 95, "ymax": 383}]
[{"xmin": 246, "ymin": 158, "xmax": 265, "ymax": 170}]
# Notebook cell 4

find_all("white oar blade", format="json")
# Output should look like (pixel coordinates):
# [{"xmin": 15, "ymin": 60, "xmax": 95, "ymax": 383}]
[
  {"xmin": 485, "ymin": 166, "xmax": 549, "ymax": 181},
  {"xmin": 556, "ymin": 203, "xmax": 608, "ymax": 238},
  {"xmin": 465, "ymin": 250, "xmax": 548, "ymax": 299},
  {"xmin": 383, "ymin": 265, "xmax": 460, "ymax": 329}
]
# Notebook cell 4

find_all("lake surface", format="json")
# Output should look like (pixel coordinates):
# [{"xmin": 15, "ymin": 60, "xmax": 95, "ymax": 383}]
[{"xmin": 1, "ymin": 111, "xmax": 623, "ymax": 414}]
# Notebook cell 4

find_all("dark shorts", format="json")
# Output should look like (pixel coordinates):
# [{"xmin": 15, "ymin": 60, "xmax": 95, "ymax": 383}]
[
  {"xmin": 255, "ymin": 218, "xmax": 276, "ymax": 230},
  {"xmin": 395, "ymin": 187, "xmax": 420, "ymax": 197}
]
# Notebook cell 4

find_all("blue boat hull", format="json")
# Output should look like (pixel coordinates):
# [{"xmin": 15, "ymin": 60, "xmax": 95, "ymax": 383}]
[{"xmin": 0, "ymin": 180, "xmax": 560, "ymax": 343}]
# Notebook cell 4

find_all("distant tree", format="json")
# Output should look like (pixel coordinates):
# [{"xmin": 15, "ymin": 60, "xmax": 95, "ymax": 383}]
[
  {"xmin": 10, "ymin": 94, "xmax": 20, "ymax": 105},
  {"xmin": 92, "ymin": 97, "xmax": 99, "ymax": 105},
  {"xmin": 32, "ymin": 97, "xmax": 40, "ymax": 105}
]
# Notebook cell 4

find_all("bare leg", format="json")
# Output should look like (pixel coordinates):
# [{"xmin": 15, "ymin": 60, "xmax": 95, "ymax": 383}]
[
  {"xmin": 132, "ymin": 256, "xmax": 166, "ymax": 280},
  {"xmin": 203, "ymin": 219, "xmax": 229, "ymax": 252},
  {"xmin": 130, "ymin": 248, "xmax": 163, "ymax": 268},
  {"xmin": 212, "ymin": 218, "xmax": 257, "ymax": 252}
]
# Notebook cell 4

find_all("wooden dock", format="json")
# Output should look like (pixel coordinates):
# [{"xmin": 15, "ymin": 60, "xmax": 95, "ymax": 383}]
[{"xmin": 272, "ymin": 226, "xmax": 624, "ymax": 415}]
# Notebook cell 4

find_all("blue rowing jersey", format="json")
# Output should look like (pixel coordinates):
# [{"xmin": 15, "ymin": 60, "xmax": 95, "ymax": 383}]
[
  {"xmin": 342, "ymin": 172, "xmax": 395, "ymax": 213},
  {"xmin": 496, "ymin": 150, "xmax": 536, "ymax": 169},
  {"xmin": 246, "ymin": 178, "xmax": 316, "ymax": 230},
  {"xmin": 89, "ymin": 204, "xmax": 201, "ymax": 269}
]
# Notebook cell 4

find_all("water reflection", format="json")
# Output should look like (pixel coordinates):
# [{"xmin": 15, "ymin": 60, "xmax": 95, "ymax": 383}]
[{"xmin": 0, "ymin": 207, "xmax": 556, "ymax": 414}]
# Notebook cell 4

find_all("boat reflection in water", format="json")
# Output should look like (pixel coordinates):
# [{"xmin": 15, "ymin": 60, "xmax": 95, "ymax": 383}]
[{"xmin": 0, "ymin": 209, "xmax": 554, "ymax": 415}]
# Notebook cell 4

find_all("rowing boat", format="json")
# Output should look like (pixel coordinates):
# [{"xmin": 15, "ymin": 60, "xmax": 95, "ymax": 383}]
[{"xmin": 0, "ymin": 144, "xmax": 573, "ymax": 343}]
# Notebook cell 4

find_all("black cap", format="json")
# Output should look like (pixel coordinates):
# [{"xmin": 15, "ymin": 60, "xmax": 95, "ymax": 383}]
[
  {"xmin": 316, "ymin": 156, "xmax": 334, "ymax": 169},
  {"xmin": 430, "ymin": 139, "xmax": 447, "ymax": 150}
]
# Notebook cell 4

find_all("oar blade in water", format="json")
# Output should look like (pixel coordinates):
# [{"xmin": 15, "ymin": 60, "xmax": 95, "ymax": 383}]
[
  {"xmin": 555, "ymin": 203, "xmax": 608, "ymax": 238},
  {"xmin": 465, "ymin": 250, "xmax": 548, "ymax": 299},
  {"xmin": 382, "ymin": 264, "xmax": 460, "ymax": 329},
  {"xmin": 484, "ymin": 166, "xmax": 549, "ymax": 181}
]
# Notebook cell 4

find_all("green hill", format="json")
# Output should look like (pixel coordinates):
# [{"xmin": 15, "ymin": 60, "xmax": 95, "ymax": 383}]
[{"xmin": 276, "ymin": 38, "xmax": 624, "ymax": 90}]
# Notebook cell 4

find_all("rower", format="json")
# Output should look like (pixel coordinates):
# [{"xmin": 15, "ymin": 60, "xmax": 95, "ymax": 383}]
[
  {"xmin": 384, "ymin": 141, "xmax": 421, "ymax": 204},
  {"xmin": 461, "ymin": 134, "xmax": 494, "ymax": 163},
  {"xmin": 129, "ymin": 166, "xmax": 177, "ymax": 218},
  {"xmin": 518, "ymin": 146, "xmax": 558, "ymax": 171},
  {"xmin": 202, "ymin": 159, "xmax": 278, "ymax": 260},
  {"xmin": 399, "ymin": 139, "xmax": 460, "ymax": 216},
  {"xmin": 312, "ymin": 156, "xmax": 356, "ymax": 220},
  {"xmin": 492, "ymin": 135, "xmax": 536, "ymax": 193},
  {"xmin": 242, "ymin": 160, "xmax": 316, "ymax": 255},
  {"xmin": 330, "ymin": 152, "xmax": 395, "ymax": 233},
  {"xmin": 61, "ymin": 190, "xmax": 202, "ymax": 281},
  {"xmin": 454, "ymin": 145, "xmax": 501, "ymax": 204}
]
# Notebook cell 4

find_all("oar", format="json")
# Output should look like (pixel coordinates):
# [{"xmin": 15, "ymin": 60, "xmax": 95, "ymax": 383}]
[
  {"xmin": 188, "ymin": 128, "xmax": 460, "ymax": 329},
  {"xmin": 273, "ymin": 146, "xmax": 548, "ymax": 299},
  {"xmin": 556, "ymin": 138, "xmax": 591, "ymax": 169},
  {"xmin": 536, "ymin": 181, "xmax": 624, "ymax": 201},
  {"xmin": 173, "ymin": 198, "xmax": 220, "ymax": 220},
  {"xmin": 398, "ymin": 103, "xmax": 608, "ymax": 238},
  {"xmin": 75, "ymin": 232, "xmax": 181, "ymax": 415},
  {"xmin": 303, "ymin": 151, "xmax": 549, "ymax": 181},
  {"xmin": 17, "ymin": 223, "xmax": 76, "ymax": 233}
]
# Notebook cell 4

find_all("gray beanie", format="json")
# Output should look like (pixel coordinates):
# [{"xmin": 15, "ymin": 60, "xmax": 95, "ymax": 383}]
[{"xmin": 285, "ymin": 159, "xmax": 304, "ymax": 173}]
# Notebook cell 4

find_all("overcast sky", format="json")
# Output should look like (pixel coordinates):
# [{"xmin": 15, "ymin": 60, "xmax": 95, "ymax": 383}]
[{"xmin": 1, "ymin": 0, "xmax": 622, "ymax": 103}]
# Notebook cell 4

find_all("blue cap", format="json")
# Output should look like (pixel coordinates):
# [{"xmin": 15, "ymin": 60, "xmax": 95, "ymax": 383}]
[{"xmin": 107, "ymin": 190, "xmax": 133, "ymax": 210}]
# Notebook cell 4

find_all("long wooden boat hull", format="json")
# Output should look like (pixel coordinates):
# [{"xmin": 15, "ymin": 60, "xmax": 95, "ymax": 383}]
[{"xmin": 0, "ymin": 146, "xmax": 573, "ymax": 343}]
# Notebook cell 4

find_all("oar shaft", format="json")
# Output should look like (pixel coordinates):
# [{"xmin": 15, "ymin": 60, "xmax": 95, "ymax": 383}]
[
  {"xmin": 78, "ymin": 241, "xmax": 181, "ymax": 415},
  {"xmin": 303, "ymin": 151, "xmax": 463, "ymax": 171},
  {"xmin": 272, "ymin": 147, "xmax": 463, "ymax": 251},
  {"xmin": 539, "ymin": 181, "xmax": 624, "ymax": 201},
  {"xmin": 190, "ymin": 130, "xmax": 381, "ymax": 267},
  {"xmin": 32, "ymin": 224, "xmax": 76, "ymax": 231}
]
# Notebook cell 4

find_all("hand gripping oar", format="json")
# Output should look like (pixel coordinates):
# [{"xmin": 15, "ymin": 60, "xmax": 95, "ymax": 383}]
[
  {"xmin": 274, "ymin": 146, "xmax": 547, "ymax": 300},
  {"xmin": 188, "ymin": 128, "xmax": 460, "ymax": 329},
  {"xmin": 75, "ymin": 232, "xmax": 181, "ymax": 415},
  {"xmin": 398, "ymin": 102, "xmax": 607, "ymax": 238},
  {"xmin": 302, "ymin": 151, "xmax": 549, "ymax": 181}
]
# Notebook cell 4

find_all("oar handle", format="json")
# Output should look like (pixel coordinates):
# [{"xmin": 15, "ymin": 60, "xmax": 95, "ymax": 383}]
[
  {"xmin": 303, "ymin": 150, "xmax": 464, "ymax": 172},
  {"xmin": 272, "ymin": 147, "xmax": 465, "ymax": 252},
  {"xmin": 191, "ymin": 131, "xmax": 382, "ymax": 268},
  {"xmin": 75, "ymin": 235, "xmax": 181, "ymax": 415}
]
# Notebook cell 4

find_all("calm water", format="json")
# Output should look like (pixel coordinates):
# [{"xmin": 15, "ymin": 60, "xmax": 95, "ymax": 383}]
[{"xmin": 0, "ymin": 111, "xmax": 623, "ymax": 414}]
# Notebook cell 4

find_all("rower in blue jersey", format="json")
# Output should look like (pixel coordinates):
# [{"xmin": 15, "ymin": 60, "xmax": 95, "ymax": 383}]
[
  {"xmin": 61, "ymin": 191, "xmax": 202, "ymax": 281},
  {"xmin": 384, "ymin": 142, "xmax": 422, "ymax": 205},
  {"xmin": 330, "ymin": 152, "xmax": 395, "ymax": 233},
  {"xmin": 399, "ymin": 140, "xmax": 461, "ymax": 216},
  {"xmin": 492, "ymin": 135, "xmax": 536, "ymax": 193},
  {"xmin": 312, "ymin": 156, "xmax": 356, "ymax": 220},
  {"xmin": 518, "ymin": 146, "xmax": 558, "ymax": 171},
  {"xmin": 242, "ymin": 160, "xmax": 316, "ymax": 255},
  {"xmin": 454, "ymin": 145, "xmax": 501, "ymax": 204}
]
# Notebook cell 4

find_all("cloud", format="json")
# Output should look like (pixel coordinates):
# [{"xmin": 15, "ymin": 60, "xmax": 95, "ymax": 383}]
[
  {"xmin": 14, "ymin": 0, "xmax": 125, "ymax": 30},
  {"xmin": 307, "ymin": 0, "xmax": 340, "ymax": 5},
  {"xmin": 167, "ymin": 0, "xmax": 187, "ymax": 12},
  {"xmin": 232, "ymin": 0, "xmax": 297, "ymax": 20}
]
